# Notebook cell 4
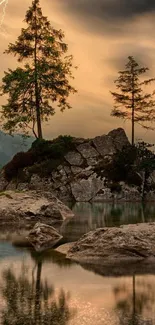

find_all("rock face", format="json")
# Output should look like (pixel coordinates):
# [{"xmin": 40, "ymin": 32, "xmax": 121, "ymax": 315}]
[
  {"xmin": 65, "ymin": 151, "xmax": 84, "ymax": 166},
  {"xmin": 0, "ymin": 190, "xmax": 74, "ymax": 225},
  {"xmin": 108, "ymin": 128, "xmax": 129, "ymax": 151},
  {"xmin": 67, "ymin": 223, "xmax": 155, "ymax": 264},
  {"xmin": 93, "ymin": 135, "xmax": 116, "ymax": 156},
  {"xmin": 27, "ymin": 222, "xmax": 63, "ymax": 252},
  {"xmin": 71, "ymin": 174, "xmax": 104, "ymax": 201},
  {"xmin": 0, "ymin": 127, "xmax": 150, "ymax": 202}
]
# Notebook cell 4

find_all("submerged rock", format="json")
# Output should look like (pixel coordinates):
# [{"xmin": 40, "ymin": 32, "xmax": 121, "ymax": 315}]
[
  {"xmin": 67, "ymin": 223, "xmax": 155, "ymax": 264},
  {"xmin": 27, "ymin": 222, "xmax": 63, "ymax": 252}
]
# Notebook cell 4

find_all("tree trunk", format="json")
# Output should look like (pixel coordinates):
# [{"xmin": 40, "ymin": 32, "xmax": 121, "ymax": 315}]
[
  {"xmin": 141, "ymin": 170, "xmax": 146, "ymax": 202},
  {"xmin": 131, "ymin": 68, "xmax": 135, "ymax": 146},
  {"xmin": 34, "ymin": 1, "xmax": 43, "ymax": 139},
  {"xmin": 132, "ymin": 106, "xmax": 134, "ymax": 146}
]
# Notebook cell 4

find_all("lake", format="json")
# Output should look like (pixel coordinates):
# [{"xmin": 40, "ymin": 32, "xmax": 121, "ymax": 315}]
[{"xmin": 0, "ymin": 202, "xmax": 155, "ymax": 324}]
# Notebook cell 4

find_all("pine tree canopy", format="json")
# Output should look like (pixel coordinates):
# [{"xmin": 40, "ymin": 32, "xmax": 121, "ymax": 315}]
[
  {"xmin": 0, "ymin": 0, "xmax": 77, "ymax": 138},
  {"xmin": 111, "ymin": 56, "xmax": 155, "ymax": 144}
]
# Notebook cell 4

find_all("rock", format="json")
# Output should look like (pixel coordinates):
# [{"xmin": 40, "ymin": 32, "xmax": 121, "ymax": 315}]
[
  {"xmin": 77, "ymin": 168, "xmax": 93, "ymax": 178},
  {"xmin": 29, "ymin": 174, "xmax": 54, "ymax": 192},
  {"xmin": 64, "ymin": 165, "xmax": 71, "ymax": 175},
  {"xmin": 0, "ymin": 128, "xmax": 149, "ymax": 203},
  {"xmin": 27, "ymin": 222, "xmax": 63, "ymax": 252},
  {"xmin": 77, "ymin": 143, "xmax": 99, "ymax": 159},
  {"xmin": 71, "ymin": 166, "xmax": 83, "ymax": 175},
  {"xmin": 0, "ymin": 170, "xmax": 9, "ymax": 191},
  {"xmin": 6, "ymin": 180, "xmax": 17, "ymax": 191},
  {"xmin": 93, "ymin": 135, "xmax": 116, "ymax": 156},
  {"xmin": 67, "ymin": 223, "xmax": 155, "ymax": 266},
  {"xmin": 148, "ymin": 171, "xmax": 155, "ymax": 186},
  {"xmin": 55, "ymin": 242, "xmax": 74, "ymax": 254},
  {"xmin": 108, "ymin": 128, "xmax": 129, "ymax": 150},
  {"xmin": 72, "ymin": 137, "xmax": 86, "ymax": 145},
  {"xmin": 58, "ymin": 185, "xmax": 73, "ymax": 201},
  {"xmin": 86, "ymin": 157, "xmax": 101, "ymax": 166},
  {"xmin": 65, "ymin": 151, "xmax": 84, "ymax": 166},
  {"xmin": 16, "ymin": 183, "xmax": 29, "ymax": 191},
  {"xmin": 71, "ymin": 174, "xmax": 104, "ymax": 201},
  {"xmin": 0, "ymin": 190, "xmax": 74, "ymax": 224}
]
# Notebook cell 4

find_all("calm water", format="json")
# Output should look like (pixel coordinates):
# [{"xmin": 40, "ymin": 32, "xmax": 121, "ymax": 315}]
[
  {"xmin": 1, "ymin": 202, "xmax": 155, "ymax": 324},
  {"xmin": 0, "ymin": 243, "xmax": 154, "ymax": 325},
  {"xmin": 62, "ymin": 202, "xmax": 155, "ymax": 242}
]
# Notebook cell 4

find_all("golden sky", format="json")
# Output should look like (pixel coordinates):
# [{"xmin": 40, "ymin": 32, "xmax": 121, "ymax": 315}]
[{"xmin": 1, "ymin": 0, "xmax": 155, "ymax": 142}]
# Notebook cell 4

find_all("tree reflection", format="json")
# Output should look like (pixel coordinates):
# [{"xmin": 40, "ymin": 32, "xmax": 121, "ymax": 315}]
[
  {"xmin": 114, "ymin": 275, "xmax": 154, "ymax": 325},
  {"xmin": 0, "ymin": 259, "xmax": 75, "ymax": 325}
]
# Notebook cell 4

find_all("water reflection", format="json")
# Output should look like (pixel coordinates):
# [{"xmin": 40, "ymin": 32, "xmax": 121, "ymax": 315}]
[
  {"xmin": 0, "ymin": 252, "xmax": 75, "ymax": 325},
  {"xmin": 63, "ymin": 202, "xmax": 155, "ymax": 242},
  {"xmin": 114, "ymin": 275, "xmax": 154, "ymax": 325}
]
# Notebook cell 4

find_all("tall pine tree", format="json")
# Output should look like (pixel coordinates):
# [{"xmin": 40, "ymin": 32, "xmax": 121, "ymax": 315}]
[
  {"xmin": 111, "ymin": 56, "xmax": 155, "ymax": 145},
  {"xmin": 0, "ymin": 0, "xmax": 77, "ymax": 138}
]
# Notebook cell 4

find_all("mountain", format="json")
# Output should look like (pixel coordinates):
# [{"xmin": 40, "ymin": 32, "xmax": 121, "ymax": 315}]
[{"xmin": 0, "ymin": 131, "xmax": 34, "ymax": 167}]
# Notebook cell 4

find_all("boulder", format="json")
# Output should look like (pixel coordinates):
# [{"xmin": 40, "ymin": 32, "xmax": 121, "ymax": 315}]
[
  {"xmin": 76, "ymin": 143, "xmax": 99, "ymax": 159},
  {"xmin": 27, "ymin": 222, "xmax": 63, "ymax": 252},
  {"xmin": 67, "ymin": 223, "xmax": 155, "ymax": 265},
  {"xmin": 0, "ymin": 170, "xmax": 9, "ymax": 191},
  {"xmin": 0, "ymin": 190, "xmax": 74, "ymax": 224},
  {"xmin": 108, "ymin": 128, "xmax": 129, "ymax": 150},
  {"xmin": 71, "ymin": 174, "xmax": 104, "ymax": 201},
  {"xmin": 93, "ymin": 135, "xmax": 116, "ymax": 156},
  {"xmin": 65, "ymin": 151, "xmax": 84, "ymax": 166},
  {"xmin": 71, "ymin": 166, "xmax": 83, "ymax": 175}
]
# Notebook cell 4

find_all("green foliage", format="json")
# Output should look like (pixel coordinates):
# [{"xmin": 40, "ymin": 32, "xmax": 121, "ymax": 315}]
[
  {"xmin": 108, "ymin": 182, "xmax": 122, "ymax": 193},
  {"xmin": 4, "ymin": 151, "xmax": 35, "ymax": 181},
  {"xmin": 32, "ymin": 135, "xmax": 74, "ymax": 159},
  {"xmin": 28, "ymin": 159, "xmax": 62, "ymax": 177},
  {"xmin": 1, "ymin": 0, "xmax": 77, "ymax": 138},
  {"xmin": 105, "ymin": 145, "xmax": 138, "ymax": 183},
  {"xmin": 136, "ymin": 141, "xmax": 155, "ymax": 175},
  {"xmin": 111, "ymin": 56, "xmax": 155, "ymax": 144},
  {"xmin": 4, "ymin": 135, "xmax": 74, "ymax": 180}
]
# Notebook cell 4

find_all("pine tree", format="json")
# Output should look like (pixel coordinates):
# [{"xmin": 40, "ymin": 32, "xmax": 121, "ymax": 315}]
[
  {"xmin": 111, "ymin": 56, "xmax": 155, "ymax": 145},
  {"xmin": 0, "ymin": 0, "xmax": 77, "ymax": 138}
]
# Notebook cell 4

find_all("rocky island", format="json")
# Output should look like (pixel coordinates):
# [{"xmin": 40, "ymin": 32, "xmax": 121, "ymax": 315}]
[{"xmin": 0, "ymin": 128, "xmax": 155, "ymax": 202}]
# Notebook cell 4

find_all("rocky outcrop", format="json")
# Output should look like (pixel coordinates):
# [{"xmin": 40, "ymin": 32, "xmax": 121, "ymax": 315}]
[
  {"xmin": 0, "ymin": 190, "xmax": 74, "ymax": 225},
  {"xmin": 108, "ymin": 128, "xmax": 129, "ymax": 150},
  {"xmin": 67, "ymin": 223, "xmax": 155, "ymax": 264},
  {"xmin": 71, "ymin": 174, "xmax": 104, "ymax": 201},
  {"xmin": 93, "ymin": 135, "xmax": 116, "ymax": 156},
  {"xmin": 27, "ymin": 222, "xmax": 63, "ymax": 252},
  {"xmin": 65, "ymin": 151, "xmax": 84, "ymax": 166},
  {"xmin": 1, "ymin": 127, "xmax": 153, "ymax": 202}
]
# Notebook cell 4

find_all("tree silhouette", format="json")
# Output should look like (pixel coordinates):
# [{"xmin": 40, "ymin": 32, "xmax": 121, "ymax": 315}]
[
  {"xmin": 0, "ymin": 0, "xmax": 77, "ymax": 138},
  {"xmin": 111, "ymin": 56, "xmax": 155, "ymax": 145}
]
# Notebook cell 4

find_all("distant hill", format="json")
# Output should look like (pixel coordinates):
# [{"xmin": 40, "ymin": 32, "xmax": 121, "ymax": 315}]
[{"xmin": 0, "ymin": 131, "xmax": 34, "ymax": 167}]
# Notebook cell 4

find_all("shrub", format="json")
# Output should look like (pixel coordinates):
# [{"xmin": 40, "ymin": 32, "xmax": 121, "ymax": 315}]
[
  {"xmin": 109, "ymin": 182, "xmax": 122, "ymax": 193},
  {"xmin": 4, "ymin": 151, "xmax": 36, "ymax": 180},
  {"xmin": 28, "ymin": 159, "xmax": 62, "ymax": 177},
  {"xmin": 31, "ymin": 135, "xmax": 74, "ymax": 161}
]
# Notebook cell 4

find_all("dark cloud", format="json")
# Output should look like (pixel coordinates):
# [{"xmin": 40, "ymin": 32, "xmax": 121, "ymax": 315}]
[
  {"xmin": 55, "ymin": 0, "xmax": 155, "ymax": 35},
  {"xmin": 60, "ymin": 0, "xmax": 155, "ymax": 21}
]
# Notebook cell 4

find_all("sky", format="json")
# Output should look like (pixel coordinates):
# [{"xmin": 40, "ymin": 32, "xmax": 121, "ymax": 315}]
[{"xmin": 1, "ymin": 0, "xmax": 155, "ymax": 142}]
